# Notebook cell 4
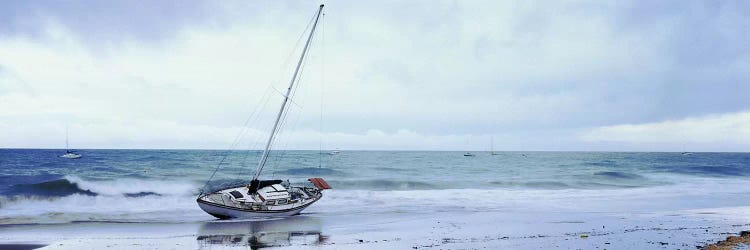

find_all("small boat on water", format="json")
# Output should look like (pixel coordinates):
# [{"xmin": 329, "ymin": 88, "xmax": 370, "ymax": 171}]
[
  {"xmin": 490, "ymin": 136, "xmax": 498, "ymax": 156},
  {"xmin": 197, "ymin": 4, "xmax": 331, "ymax": 219},
  {"xmin": 60, "ymin": 127, "xmax": 82, "ymax": 159},
  {"xmin": 464, "ymin": 152, "xmax": 475, "ymax": 157},
  {"xmin": 60, "ymin": 151, "xmax": 82, "ymax": 159},
  {"xmin": 328, "ymin": 150, "xmax": 340, "ymax": 155}
]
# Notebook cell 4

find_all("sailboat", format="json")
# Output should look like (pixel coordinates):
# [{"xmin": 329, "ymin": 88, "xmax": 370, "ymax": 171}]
[
  {"xmin": 490, "ymin": 136, "xmax": 498, "ymax": 156},
  {"xmin": 59, "ymin": 127, "xmax": 82, "ymax": 159},
  {"xmin": 197, "ymin": 4, "xmax": 331, "ymax": 219}
]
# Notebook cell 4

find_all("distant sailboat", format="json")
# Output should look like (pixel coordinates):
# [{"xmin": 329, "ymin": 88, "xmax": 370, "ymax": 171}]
[
  {"xmin": 60, "ymin": 127, "xmax": 82, "ymax": 159},
  {"xmin": 680, "ymin": 144, "xmax": 693, "ymax": 156},
  {"xmin": 197, "ymin": 5, "xmax": 331, "ymax": 219},
  {"xmin": 490, "ymin": 136, "xmax": 498, "ymax": 156}
]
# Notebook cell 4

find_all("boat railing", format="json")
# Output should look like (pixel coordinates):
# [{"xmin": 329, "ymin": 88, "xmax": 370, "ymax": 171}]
[{"xmin": 205, "ymin": 193, "xmax": 274, "ymax": 210}]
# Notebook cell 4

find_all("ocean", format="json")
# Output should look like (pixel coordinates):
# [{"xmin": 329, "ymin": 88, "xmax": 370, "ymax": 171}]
[{"xmin": 2, "ymin": 149, "xmax": 750, "ymax": 227}]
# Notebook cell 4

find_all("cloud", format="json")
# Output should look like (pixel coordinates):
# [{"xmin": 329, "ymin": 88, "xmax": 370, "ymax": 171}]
[
  {"xmin": 0, "ymin": 1, "xmax": 748, "ymax": 150},
  {"xmin": 581, "ymin": 111, "xmax": 750, "ymax": 152}
]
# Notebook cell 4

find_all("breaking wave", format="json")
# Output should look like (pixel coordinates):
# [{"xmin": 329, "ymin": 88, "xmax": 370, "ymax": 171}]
[
  {"xmin": 3, "ymin": 179, "xmax": 97, "ymax": 197},
  {"xmin": 0, "ymin": 176, "xmax": 206, "ymax": 225},
  {"xmin": 1, "ymin": 175, "xmax": 197, "ymax": 198}
]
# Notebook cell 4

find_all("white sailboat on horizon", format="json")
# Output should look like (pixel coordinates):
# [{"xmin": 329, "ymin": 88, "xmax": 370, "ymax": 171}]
[
  {"xmin": 197, "ymin": 4, "xmax": 331, "ymax": 219},
  {"xmin": 490, "ymin": 136, "xmax": 498, "ymax": 156},
  {"xmin": 60, "ymin": 127, "xmax": 82, "ymax": 159}
]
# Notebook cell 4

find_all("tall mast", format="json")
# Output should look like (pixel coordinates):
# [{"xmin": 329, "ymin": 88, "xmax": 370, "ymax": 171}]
[
  {"xmin": 65, "ymin": 126, "xmax": 70, "ymax": 153},
  {"xmin": 252, "ymin": 4, "xmax": 325, "ymax": 181}
]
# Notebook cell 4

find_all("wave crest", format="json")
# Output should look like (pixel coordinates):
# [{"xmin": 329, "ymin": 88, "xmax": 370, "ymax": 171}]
[
  {"xmin": 2, "ymin": 176, "xmax": 197, "ymax": 198},
  {"xmin": 3, "ymin": 179, "xmax": 96, "ymax": 197}
]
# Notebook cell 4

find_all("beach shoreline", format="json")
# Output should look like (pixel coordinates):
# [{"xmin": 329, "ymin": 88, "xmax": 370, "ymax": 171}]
[{"xmin": 2, "ymin": 205, "xmax": 749, "ymax": 249}]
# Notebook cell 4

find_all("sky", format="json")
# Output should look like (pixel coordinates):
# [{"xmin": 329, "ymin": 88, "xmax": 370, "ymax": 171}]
[{"xmin": 0, "ymin": 0, "xmax": 749, "ymax": 151}]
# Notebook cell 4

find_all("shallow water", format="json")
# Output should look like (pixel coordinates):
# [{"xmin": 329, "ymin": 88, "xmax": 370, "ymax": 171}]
[{"xmin": 1, "ymin": 149, "xmax": 750, "ymax": 225}]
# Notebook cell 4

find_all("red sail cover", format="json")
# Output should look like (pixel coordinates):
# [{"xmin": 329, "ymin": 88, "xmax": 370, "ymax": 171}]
[{"xmin": 309, "ymin": 178, "xmax": 332, "ymax": 189}]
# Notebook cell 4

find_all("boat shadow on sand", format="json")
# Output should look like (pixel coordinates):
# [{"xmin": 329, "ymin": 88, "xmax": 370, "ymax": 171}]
[{"xmin": 196, "ymin": 216, "xmax": 327, "ymax": 249}]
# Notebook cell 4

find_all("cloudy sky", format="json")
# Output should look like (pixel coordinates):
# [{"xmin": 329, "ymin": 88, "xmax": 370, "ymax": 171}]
[{"xmin": 1, "ymin": 1, "xmax": 748, "ymax": 151}]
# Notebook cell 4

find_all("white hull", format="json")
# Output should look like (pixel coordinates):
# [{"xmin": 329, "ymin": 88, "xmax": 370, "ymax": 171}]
[
  {"xmin": 60, "ymin": 153, "xmax": 82, "ymax": 159},
  {"xmin": 197, "ymin": 199, "xmax": 315, "ymax": 219},
  {"xmin": 196, "ymin": 180, "xmax": 329, "ymax": 219}
]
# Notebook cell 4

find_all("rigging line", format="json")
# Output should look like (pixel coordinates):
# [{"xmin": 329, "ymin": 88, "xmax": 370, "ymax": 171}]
[
  {"xmin": 270, "ymin": 110, "xmax": 306, "ymax": 180},
  {"xmin": 252, "ymin": 5, "xmax": 324, "ymax": 181},
  {"xmin": 235, "ymin": 86, "xmax": 277, "ymax": 150},
  {"xmin": 278, "ymin": 6, "xmax": 322, "ymax": 134},
  {"xmin": 281, "ymin": 20, "xmax": 317, "ymax": 120},
  {"xmin": 248, "ymin": 7, "xmax": 316, "ymax": 164},
  {"xmin": 267, "ymin": 41, "xmax": 318, "ymax": 178},
  {"xmin": 241, "ymin": 117, "xmax": 268, "ymax": 168},
  {"xmin": 270, "ymin": 11, "xmax": 325, "ymax": 174},
  {"xmin": 271, "ymin": 9, "xmax": 318, "ymax": 96},
  {"xmin": 265, "ymin": 61, "xmax": 309, "ymax": 171},
  {"xmin": 262, "ymin": 17, "xmax": 319, "ymax": 172},
  {"xmin": 240, "ymin": 86, "xmax": 283, "ymax": 165},
  {"xmin": 270, "ymin": 86, "xmax": 303, "ymax": 109},
  {"xmin": 319, "ymin": 12, "xmax": 326, "ymax": 168},
  {"xmin": 200, "ymin": 85, "xmax": 274, "ymax": 193},
  {"xmin": 244, "ymin": 96, "xmax": 288, "ymax": 171},
  {"xmin": 241, "ymin": 142, "xmax": 260, "ymax": 170}
]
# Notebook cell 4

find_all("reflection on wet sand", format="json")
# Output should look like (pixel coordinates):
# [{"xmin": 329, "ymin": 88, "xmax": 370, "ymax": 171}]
[{"xmin": 197, "ymin": 216, "xmax": 327, "ymax": 249}]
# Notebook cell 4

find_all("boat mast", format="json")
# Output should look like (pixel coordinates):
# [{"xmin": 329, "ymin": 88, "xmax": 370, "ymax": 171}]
[
  {"xmin": 65, "ymin": 126, "xmax": 70, "ymax": 153},
  {"xmin": 252, "ymin": 4, "xmax": 325, "ymax": 182},
  {"xmin": 490, "ymin": 136, "xmax": 493, "ymax": 155}
]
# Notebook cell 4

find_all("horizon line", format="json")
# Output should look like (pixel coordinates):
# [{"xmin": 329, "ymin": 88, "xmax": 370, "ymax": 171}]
[{"xmin": 1, "ymin": 147, "xmax": 748, "ymax": 154}]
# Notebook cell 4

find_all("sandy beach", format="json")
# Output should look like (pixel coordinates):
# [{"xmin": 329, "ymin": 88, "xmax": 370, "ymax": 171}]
[{"xmin": 2, "ymin": 203, "xmax": 750, "ymax": 249}]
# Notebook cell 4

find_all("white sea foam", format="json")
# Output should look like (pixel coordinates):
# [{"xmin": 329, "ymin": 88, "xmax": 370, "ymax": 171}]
[
  {"xmin": 3, "ymin": 174, "xmax": 750, "ymax": 225},
  {"xmin": 311, "ymin": 175, "xmax": 750, "ymax": 214},
  {"xmin": 64, "ymin": 175, "xmax": 197, "ymax": 196},
  {"xmin": 0, "ymin": 176, "xmax": 210, "ymax": 224}
]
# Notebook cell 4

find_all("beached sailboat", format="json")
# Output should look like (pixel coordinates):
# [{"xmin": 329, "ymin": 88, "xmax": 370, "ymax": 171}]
[
  {"xmin": 59, "ymin": 127, "xmax": 82, "ymax": 159},
  {"xmin": 197, "ymin": 4, "xmax": 331, "ymax": 219}
]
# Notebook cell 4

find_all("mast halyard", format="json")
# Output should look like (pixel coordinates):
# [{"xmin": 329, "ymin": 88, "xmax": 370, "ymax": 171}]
[{"xmin": 251, "ymin": 4, "xmax": 325, "ymax": 182}]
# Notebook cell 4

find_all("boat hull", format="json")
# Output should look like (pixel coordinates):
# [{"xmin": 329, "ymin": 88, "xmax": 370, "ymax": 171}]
[
  {"xmin": 60, "ymin": 153, "xmax": 82, "ymax": 159},
  {"xmin": 196, "ymin": 195, "xmax": 321, "ymax": 219}
]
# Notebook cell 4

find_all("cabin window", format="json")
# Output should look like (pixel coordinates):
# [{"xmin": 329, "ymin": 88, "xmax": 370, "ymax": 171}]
[{"xmin": 229, "ymin": 190, "xmax": 244, "ymax": 199}]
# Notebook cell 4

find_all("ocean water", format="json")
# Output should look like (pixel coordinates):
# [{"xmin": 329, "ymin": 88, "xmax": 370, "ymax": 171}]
[{"xmin": 1, "ymin": 149, "xmax": 750, "ymax": 225}]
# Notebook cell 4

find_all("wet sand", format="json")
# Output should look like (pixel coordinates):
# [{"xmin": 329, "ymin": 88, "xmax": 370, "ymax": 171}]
[{"xmin": 2, "ymin": 205, "xmax": 750, "ymax": 249}]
